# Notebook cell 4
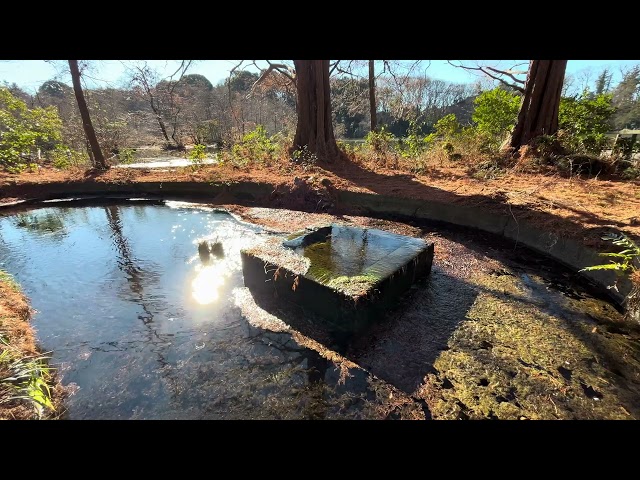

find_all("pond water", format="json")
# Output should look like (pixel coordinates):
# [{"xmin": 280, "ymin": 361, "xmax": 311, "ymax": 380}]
[
  {"xmin": 289, "ymin": 224, "xmax": 429, "ymax": 284},
  {"xmin": 0, "ymin": 201, "xmax": 380, "ymax": 419},
  {"xmin": 0, "ymin": 200, "xmax": 636, "ymax": 419}
]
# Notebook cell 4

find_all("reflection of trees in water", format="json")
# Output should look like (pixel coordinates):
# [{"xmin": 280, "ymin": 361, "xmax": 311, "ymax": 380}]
[
  {"xmin": 103, "ymin": 205, "xmax": 181, "ymax": 403},
  {"xmin": 131, "ymin": 205, "xmax": 150, "ymax": 222},
  {"xmin": 329, "ymin": 226, "xmax": 371, "ymax": 277},
  {"xmin": 1, "ymin": 209, "xmax": 70, "ymax": 276},
  {"xmin": 103, "ymin": 206, "xmax": 335, "ymax": 418},
  {"xmin": 10, "ymin": 206, "xmax": 99, "ymax": 242},
  {"xmin": 13, "ymin": 211, "xmax": 67, "ymax": 239}
]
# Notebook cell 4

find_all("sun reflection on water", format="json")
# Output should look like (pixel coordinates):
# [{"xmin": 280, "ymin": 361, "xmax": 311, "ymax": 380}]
[
  {"xmin": 192, "ymin": 261, "xmax": 229, "ymax": 305},
  {"xmin": 188, "ymin": 218, "xmax": 264, "ymax": 305}
]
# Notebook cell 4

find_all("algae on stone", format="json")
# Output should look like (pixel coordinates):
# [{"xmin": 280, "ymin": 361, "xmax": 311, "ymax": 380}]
[
  {"xmin": 419, "ymin": 269, "xmax": 639, "ymax": 420},
  {"xmin": 326, "ymin": 274, "xmax": 381, "ymax": 298}
]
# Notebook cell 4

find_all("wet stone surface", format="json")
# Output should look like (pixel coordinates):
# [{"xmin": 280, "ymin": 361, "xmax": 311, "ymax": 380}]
[
  {"xmin": 286, "ymin": 224, "xmax": 430, "ymax": 285},
  {"xmin": 242, "ymin": 224, "xmax": 434, "ymax": 345}
]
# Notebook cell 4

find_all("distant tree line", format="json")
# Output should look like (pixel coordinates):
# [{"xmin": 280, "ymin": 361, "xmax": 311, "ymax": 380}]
[{"xmin": 1, "ymin": 60, "xmax": 639, "ymax": 172}]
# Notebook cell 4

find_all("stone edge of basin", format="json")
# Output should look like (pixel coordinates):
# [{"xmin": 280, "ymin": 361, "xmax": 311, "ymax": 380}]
[
  {"xmin": 0, "ymin": 179, "xmax": 631, "ymax": 306},
  {"xmin": 240, "ymin": 241, "xmax": 434, "ymax": 339}
]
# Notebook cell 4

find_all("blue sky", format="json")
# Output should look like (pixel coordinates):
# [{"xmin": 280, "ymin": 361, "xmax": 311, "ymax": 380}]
[{"xmin": 0, "ymin": 60, "xmax": 638, "ymax": 92}]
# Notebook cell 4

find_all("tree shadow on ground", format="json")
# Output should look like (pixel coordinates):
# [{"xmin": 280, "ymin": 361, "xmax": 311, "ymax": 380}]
[
  {"xmin": 319, "ymin": 158, "xmax": 636, "ymax": 232},
  {"xmin": 248, "ymin": 266, "xmax": 479, "ymax": 396}
]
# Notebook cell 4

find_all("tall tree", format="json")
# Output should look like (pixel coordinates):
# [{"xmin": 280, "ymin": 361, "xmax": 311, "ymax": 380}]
[
  {"xmin": 369, "ymin": 60, "xmax": 377, "ymax": 132},
  {"xmin": 595, "ymin": 68, "xmax": 612, "ymax": 95},
  {"xmin": 509, "ymin": 60, "xmax": 567, "ymax": 150},
  {"xmin": 68, "ymin": 60, "xmax": 107, "ymax": 169},
  {"xmin": 126, "ymin": 61, "xmax": 193, "ymax": 147},
  {"xmin": 292, "ymin": 60, "xmax": 340, "ymax": 161},
  {"xmin": 611, "ymin": 66, "xmax": 640, "ymax": 129},
  {"xmin": 237, "ymin": 59, "xmax": 350, "ymax": 160}
]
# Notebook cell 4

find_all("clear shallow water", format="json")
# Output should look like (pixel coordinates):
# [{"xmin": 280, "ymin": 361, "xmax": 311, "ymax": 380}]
[
  {"xmin": 1, "ymin": 200, "xmax": 633, "ymax": 420},
  {"xmin": 0, "ymin": 202, "xmax": 378, "ymax": 419},
  {"xmin": 292, "ymin": 224, "xmax": 428, "ymax": 284}
]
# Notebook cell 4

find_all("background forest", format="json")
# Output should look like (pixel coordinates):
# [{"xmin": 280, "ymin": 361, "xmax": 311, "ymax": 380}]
[{"xmin": 1, "ymin": 60, "xmax": 639, "ymax": 178}]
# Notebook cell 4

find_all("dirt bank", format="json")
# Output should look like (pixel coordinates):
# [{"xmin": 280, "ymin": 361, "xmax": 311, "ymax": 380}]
[
  {"xmin": 1, "ymin": 161, "xmax": 639, "ymax": 246},
  {"xmin": 0, "ymin": 272, "xmax": 65, "ymax": 419}
]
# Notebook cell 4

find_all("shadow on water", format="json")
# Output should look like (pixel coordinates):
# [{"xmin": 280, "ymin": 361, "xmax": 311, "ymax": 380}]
[
  {"xmin": 241, "ymin": 324, "xmax": 333, "ymax": 420},
  {"xmin": 249, "ymin": 266, "xmax": 479, "ymax": 396},
  {"xmin": 1, "ymin": 201, "xmax": 398, "ymax": 419},
  {"xmin": 348, "ymin": 269, "xmax": 479, "ymax": 394},
  {"xmin": 102, "ymin": 205, "xmax": 182, "ymax": 408}
]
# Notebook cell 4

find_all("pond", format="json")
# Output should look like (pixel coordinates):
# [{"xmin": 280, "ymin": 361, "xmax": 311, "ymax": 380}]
[
  {"xmin": 1, "ymin": 200, "xmax": 638, "ymax": 419},
  {"xmin": 0, "ymin": 201, "xmax": 382, "ymax": 419}
]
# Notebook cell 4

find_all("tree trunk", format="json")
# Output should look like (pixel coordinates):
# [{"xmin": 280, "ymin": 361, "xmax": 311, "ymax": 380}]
[
  {"xmin": 68, "ymin": 60, "xmax": 107, "ymax": 170},
  {"xmin": 155, "ymin": 112, "xmax": 171, "ymax": 143},
  {"xmin": 143, "ymin": 87, "xmax": 171, "ymax": 144},
  {"xmin": 369, "ymin": 60, "xmax": 377, "ymax": 132},
  {"xmin": 85, "ymin": 140, "xmax": 94, "ymax": 165},
  {"xmin": 509, "ymin": 60, "xmax": 568, "ymax": 150},
  {"xmin": 292, "ymin": 60, "xmax": 340, "ymax": 162}
]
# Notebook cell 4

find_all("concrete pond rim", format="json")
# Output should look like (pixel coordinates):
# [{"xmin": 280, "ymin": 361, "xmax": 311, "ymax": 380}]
[{"xmin": 0, "ymin": 180, "xmax": 633, "ymax": 312}]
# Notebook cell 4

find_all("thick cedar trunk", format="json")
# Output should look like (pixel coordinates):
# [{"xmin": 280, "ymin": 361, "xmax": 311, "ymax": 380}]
[
  {"xmin": 292, "ymin": 60, "xmax": 339, "ymax": 162},
  {"xmin": 68, "ymin": 60, "xmax": 107, "ymax": 169},
  {"xmin": 369, "ymin": 60, "xmax": 377, "ymax": 132},
  {"xmin": 509, "ymin": 60, "xmax": 567, "ymax": 150}
]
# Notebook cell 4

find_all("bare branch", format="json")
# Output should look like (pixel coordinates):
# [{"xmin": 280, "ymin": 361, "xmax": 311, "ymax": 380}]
[
  {"xmin": 246, "ymin": 61, "xmax": 296, "ymax": 98},
  {"xmin": 447, "ymin": 60, "xmax": 526, "ymax": 93},
  {"xmin": 331, "ymin": 60, "xmax": 359, "ymax": 78},
  {"xmin": 486, "ymin": 66, "xmax": 526, "ymax": 84},
  {"xmin": 380, "ymin": 60, "xmax": 424, "ymax": 90},
  {"xmin": 167, "ymin": 60, "xmax": 193, "ymax": 95},
  {"xmin": 228, "ymin": 60, "xmax": 245, "ymax": 78},
  {"xmin": 168, "ymin": 60, "xmax": 192, "ymax": 81}
]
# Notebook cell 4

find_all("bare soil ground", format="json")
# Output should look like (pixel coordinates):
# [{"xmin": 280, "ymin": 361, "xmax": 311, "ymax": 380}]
[{"xmin": 2, "ymin": 160, "xmax": 638, "ymax": 247}]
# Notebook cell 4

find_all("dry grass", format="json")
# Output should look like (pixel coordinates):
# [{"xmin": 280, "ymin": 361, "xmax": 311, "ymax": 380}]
[
  {"xmin": 0, "ymin": 272, "xmax": 35, "ymax": 356},
  {"xmin": 0, "ymin": 271, "xmax": 65, "ymax": 420}
]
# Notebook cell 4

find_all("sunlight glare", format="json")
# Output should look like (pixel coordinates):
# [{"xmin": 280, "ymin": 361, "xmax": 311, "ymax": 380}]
[{"xmin": 192, "ymin": 262, "xmax": 227, "ymax": 305}]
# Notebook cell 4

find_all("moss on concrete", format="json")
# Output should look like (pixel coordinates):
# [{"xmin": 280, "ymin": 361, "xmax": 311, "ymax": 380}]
[
  {"xmin": 326, "ymin": 274, "xmax": 381, "ymax": 298},
  {"xmin": 418, "ymin": 269, "xmax": 640, "ymax": 419}
]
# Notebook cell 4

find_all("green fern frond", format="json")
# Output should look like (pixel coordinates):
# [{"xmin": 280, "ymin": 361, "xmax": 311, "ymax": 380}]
[
  {"xmin": 582, "ymin": 232, "xmax": 639, "ymax": 276},
  {"xmin": 580, "ymin": 264, "xmax": 624, "ymax": 272}
]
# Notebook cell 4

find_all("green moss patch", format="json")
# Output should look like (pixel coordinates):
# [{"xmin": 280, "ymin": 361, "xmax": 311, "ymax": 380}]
[{"xmin": 419, "ymin": 270, "xmax": 640, "ymax": 420}]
